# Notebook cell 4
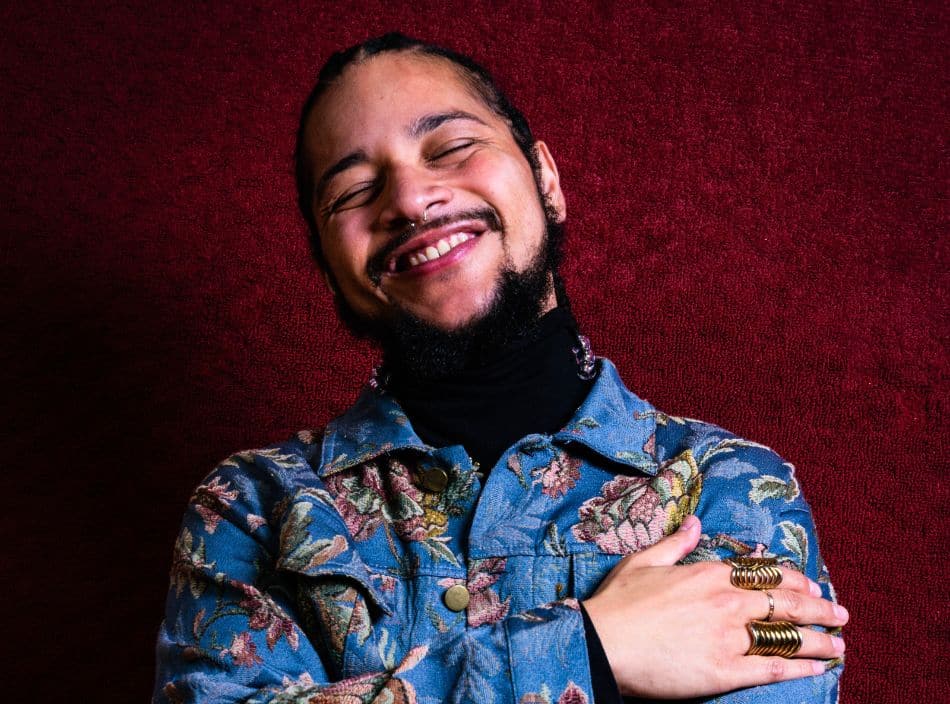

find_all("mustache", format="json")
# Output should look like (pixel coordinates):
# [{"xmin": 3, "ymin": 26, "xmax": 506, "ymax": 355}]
[{"xmin": 367, "ymin": 207, "xmax": 503, "ymax": 285}]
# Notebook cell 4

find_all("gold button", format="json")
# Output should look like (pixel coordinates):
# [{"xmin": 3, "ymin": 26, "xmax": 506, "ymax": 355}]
[
  {"xmin": 443, "ymin": 584, "xmax": 470, "ymax": 612},
  {"xmin": 420, "ymin": 467, "xmax": 449, "ymax": 492}
]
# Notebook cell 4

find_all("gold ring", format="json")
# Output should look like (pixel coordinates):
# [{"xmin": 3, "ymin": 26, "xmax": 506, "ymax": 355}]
[
  {"xmin": 764, "ymin": 591, "xmax": 775, "ymax": 622},
  {"xmin": 746, "ymin": 620, "xmax": 802, "ymax": 657},
  {"xmin": 723, "ymin": 556, "xmax": 783, "ymax": 590}
]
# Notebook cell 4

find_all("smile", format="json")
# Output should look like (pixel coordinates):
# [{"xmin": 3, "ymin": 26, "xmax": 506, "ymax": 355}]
[
  {"xmin": 382, "ymin": 217, "xmax": 493, "ymax": 276},
  {"xmin": 404, "ymin": 233, "xmax": 475, "ymax": 269}
]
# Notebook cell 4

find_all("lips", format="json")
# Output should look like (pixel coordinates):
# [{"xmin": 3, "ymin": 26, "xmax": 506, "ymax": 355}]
[{"xmin": 383, "ymin": 220, "xmax": 489, "ymax": 274}]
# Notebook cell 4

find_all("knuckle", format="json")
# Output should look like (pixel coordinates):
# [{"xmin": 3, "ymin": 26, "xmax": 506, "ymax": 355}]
[
  {"xmin": 782, "ymin": 590, "xmax": 804, "ymax": 621},
  {"xmin": 711, "ymin": 591, "xmax": 737, "ymax": 613},
  {"xmin": 765, "ymin": 658, "xmax": 786, "ymax": 681}
]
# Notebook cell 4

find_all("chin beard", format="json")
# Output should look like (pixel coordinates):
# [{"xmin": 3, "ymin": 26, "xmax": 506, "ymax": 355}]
[{"xmin": 332, "ymin": 215, "xmax": 566, "ymax": 381}]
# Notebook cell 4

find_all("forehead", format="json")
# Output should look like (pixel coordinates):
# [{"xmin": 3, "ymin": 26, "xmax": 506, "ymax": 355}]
[{"xmin": 305, "ymin": 52, "xmax": 503, "ymax": 160}]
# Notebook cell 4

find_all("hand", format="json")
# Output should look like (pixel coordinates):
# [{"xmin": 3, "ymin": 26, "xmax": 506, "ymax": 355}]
[{"xmin": 582, "ymin": 516, "xmax": 849, "ymax": 699}]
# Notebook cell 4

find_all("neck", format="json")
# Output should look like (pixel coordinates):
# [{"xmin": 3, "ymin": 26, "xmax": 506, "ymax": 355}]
[{"xmin": 386, "ymin": 306, "xmax": 594, "ymax": 470}]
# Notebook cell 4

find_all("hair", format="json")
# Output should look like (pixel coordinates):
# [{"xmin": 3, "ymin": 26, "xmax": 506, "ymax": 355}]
[{"xmin": 293, "ymin": 32, "xmax": 541, "ymax": 270}]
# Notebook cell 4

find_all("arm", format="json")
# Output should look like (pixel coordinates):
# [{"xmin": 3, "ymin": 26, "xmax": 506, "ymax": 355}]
[{"xmin": 583, "ymin": 441, "xmax": 846, "ymax": 701}]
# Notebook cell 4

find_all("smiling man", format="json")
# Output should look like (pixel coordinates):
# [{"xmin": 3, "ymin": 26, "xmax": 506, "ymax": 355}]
[{"xmin": 154, "ymin": 34, "xmax": 847, "ymax": 704}]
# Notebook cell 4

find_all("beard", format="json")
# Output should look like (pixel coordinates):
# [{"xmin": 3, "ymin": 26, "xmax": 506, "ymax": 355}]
[{"xmin": 332, "ymin": 203, "xmax": 566, "ymax": 381}]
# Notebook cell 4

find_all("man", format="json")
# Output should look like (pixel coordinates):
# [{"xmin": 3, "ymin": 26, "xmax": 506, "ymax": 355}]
[{"xmin": 154, "ymin": 34, "xmax": 847, "ymax": 703}]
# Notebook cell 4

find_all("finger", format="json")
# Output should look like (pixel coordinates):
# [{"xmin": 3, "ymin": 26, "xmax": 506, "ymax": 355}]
[
  {"xmin": 627, "ymin": 515, "xmax": 702, "ymax": 567},
  {"xmin": 769, "ymin": 566, "xmax": 822, "ymax": 596},
  {"xmin": 730, "ymin": 657, "xmax": 829, "ymax": 689},
  {"xmin": 723, "ymin": 562, "xmax": 821, "ymax": 596},
  {"xmin": 754, "ymin": 589, "xmax": 849, "ymax": 628},
  {"xmin": 795, "ymin": 626, "xmax": 846, "ymax": 660}
]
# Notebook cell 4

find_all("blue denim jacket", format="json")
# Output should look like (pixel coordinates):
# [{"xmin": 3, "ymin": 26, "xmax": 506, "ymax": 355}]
[{"xmin": 154, "ymin": 359, "xmax": 841, "ymax": 703}]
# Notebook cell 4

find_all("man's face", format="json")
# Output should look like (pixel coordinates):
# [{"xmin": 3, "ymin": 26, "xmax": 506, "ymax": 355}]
[{"xmin": 302, "ymin": 52, "xmax": 565, "ymax": 333}]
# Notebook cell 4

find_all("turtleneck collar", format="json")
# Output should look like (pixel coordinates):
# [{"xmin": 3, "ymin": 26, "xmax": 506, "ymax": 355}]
[{"xmin": 386, "ymin": 306, "xmax": 594, "ymax": 470}]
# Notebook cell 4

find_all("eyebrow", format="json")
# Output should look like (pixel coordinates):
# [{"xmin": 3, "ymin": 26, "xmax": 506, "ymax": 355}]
[
  {"xmin": 408, "ymin": 110, "xmax": 488, "ymax": 138},
  {"xmin": 314, "ymin": 111, "xmax": 489, "ymax": 200}
]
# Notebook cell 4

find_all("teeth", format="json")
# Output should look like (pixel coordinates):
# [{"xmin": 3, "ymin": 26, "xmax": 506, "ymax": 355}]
[{"xmin": 403, "ymin": 233, "xmax": 475, "ymax": 269}]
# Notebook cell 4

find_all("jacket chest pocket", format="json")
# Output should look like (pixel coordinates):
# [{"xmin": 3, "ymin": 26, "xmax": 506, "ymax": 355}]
[
  {"xmin": 569, "ymin": 552, "xmax": 622, "ymax": 601},
  {"xmin": 298, "ymin": 573, "xmax": 399, "ymax": 678}
]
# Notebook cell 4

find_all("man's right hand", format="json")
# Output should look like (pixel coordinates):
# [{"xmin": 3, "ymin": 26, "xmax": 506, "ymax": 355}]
[{"xmin": 582, "ymin": 515, "xmax": 848, "ymax": 699}]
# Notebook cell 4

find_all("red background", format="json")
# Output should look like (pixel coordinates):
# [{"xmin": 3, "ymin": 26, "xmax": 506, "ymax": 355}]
[{"xmin": 2, "ymin": 2, "xmax": 946, "ymax": 701}]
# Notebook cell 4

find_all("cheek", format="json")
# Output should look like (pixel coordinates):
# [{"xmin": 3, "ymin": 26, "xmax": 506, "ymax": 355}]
[
  {"xmin": 465, "ymin": 153, "xmax": 545, "ymax": 255},
  {"xmin": 320, "ymin": 226, "xmax": 373, "ymax": 289}
]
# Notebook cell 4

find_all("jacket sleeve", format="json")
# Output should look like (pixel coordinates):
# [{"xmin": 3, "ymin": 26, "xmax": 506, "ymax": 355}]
[
  {"xmin": 153, "ymin": 454, "xmax": 595, "ymax": 704},
  {"xmin": 690, "ymin": 436, "xmax": 843, "ymax": 704}
]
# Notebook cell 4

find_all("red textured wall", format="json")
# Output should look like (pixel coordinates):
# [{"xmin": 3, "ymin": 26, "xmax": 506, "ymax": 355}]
[{"xmin": 3, "ymin": 2, "xmax": 946, "ymax": 701}]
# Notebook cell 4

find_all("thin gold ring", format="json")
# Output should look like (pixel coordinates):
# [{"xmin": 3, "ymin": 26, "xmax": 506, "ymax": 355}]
[
  {"xmin": 764, "ymin": 590, "xmax": 775, "ymax": 622},
  {"xmin": 746, "ymin": 620, "xmax": 802, "ymax": 657}
]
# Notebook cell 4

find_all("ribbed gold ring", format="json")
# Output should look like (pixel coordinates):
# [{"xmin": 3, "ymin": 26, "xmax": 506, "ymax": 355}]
[
  {"xmin": 723, "ymin": 556, "xmax": 783, "ymax": 590},
  {"xmin": 764, "ymin": 591, "xmax": 775, "ymax": 622},
  {"xmin": 746, "ymin": 620, "xmax": 802, "ymax": 657}
]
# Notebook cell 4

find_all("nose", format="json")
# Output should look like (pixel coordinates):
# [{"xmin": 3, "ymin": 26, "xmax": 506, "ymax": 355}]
[{"xmin": 376, "ymin": 163, "xmax": 452, "ymax": 232}]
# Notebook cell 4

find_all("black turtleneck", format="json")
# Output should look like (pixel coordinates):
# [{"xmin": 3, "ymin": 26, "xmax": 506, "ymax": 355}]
[
  {"xmin": 387, "ymin": 305, "xmax": 592, "ymax": 470},
  {"xmin": 386, "ymin": 305, "xmax": 623, "ymax": 703}
]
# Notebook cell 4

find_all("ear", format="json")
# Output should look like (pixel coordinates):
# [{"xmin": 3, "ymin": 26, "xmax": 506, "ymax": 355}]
[{"xmin": 534, "ymin": 141, "xmax": 566, "ymax": 223}]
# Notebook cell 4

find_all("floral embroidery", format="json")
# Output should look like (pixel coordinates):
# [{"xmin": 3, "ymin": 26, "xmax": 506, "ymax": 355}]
[
  {"xmin": 238, "ymin": 583, "xmax": 300, "ymax": 651},
  {"xmin": 572, "ymin": 451, "xmax": 702, "ymax": 553},
  {"xmin": 323, "ymin": 458, "xmax": 471, "ymax": 566},
  {"xmin": 224, "ymin": 632, "xmax": 263, "ymax": 667},
  {"xmin": 169, "ymin": 527, "xmax": 214, "ymax": 598},
  {"xmin": 191, "ymin": 475, "xmax": 239, "ymax": 534},
  {"xmin": 278, "ymin": 499, "xmax": 350, "ymax": 572},
  {"xmin": 532, "ymin": 451, "xmax": 581, "ymax": 498},
  {"xmin": 520, "ymin": 681, "xmax": 589, "ymax": 704},
  {"xmin": 439, "ymin": 557, "xmax": 511, "ymax": 627}
]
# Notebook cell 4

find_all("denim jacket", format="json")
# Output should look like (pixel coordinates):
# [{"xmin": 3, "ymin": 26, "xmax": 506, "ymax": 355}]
[{"xmin": 154, "ymin": 359, "xmax": 841, "ymax": 703}]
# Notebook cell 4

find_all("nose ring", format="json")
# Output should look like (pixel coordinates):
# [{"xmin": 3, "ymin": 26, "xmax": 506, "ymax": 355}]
[{"xmin": 422, "ymin": 206, "xmax": 429, "ymax": 224}]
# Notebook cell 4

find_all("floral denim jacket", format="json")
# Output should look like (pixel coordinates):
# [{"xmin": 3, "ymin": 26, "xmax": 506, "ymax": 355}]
[{"xmin": 154, "ymin": 359, "xmax": 841, "ymax": 704}]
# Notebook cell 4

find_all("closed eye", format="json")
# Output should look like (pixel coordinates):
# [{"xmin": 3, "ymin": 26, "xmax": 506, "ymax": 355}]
[
  {"xmin": 429, "ymin": 140, "xmax": 479, "ymax": 162},
  {"xmin": 324, "ymin": 181, "xmax": 379, "ymax": 216}
]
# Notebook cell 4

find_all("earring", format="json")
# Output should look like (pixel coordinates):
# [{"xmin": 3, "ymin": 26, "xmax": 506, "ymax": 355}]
[{"xmin": 573, "ymin": 333, "xmax": 597, "ymax": 380}]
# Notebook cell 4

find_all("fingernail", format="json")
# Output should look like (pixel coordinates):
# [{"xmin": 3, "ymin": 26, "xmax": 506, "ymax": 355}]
[
  {"xmin": 811, "ymin": 661, "xmax": 824, "ymax": 675},
  {"xmin": 679, "ymin": 515, "xmax": 698, "ymax": 532},
  {"xmin": 833, "ymin": 604, "xmax": 849, "ymax": 622},
  {"xmin": 809, "ymin": 580, "xmax": 821, "ymax": 597},
  {"xmin": 832, "ymin": 636, "xmax": 845, "ymax": 654}
]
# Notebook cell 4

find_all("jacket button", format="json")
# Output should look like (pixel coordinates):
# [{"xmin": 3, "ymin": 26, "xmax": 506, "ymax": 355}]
[
  {"xmin": 443, "ymin": 584, "xmax": 470, "ymax": 611},
  {"xmin": 420, "ymin": 467, "xmax": 449, "ymax": 492}
]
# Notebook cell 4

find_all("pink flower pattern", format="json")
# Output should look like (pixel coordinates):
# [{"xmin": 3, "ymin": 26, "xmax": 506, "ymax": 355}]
[
  {"xmin": 191, "ymin": 475, "xmax": 239, "ymax": 534},
  {"xmin": 325, "ymin": 460, "xmax": 428, "ymax": 542},
  {"xmin": 237, "ymin": 582, "xmax": 300, "ymax": 651},
  {"xmin": 532, "ymin": 452, "xmax": 581, "ymax": 498},
  {"xmin": 224, "ymin": 632, "xmax": 263, "ymax": 667},
  {"xmin": 439, "ymin": 557, "xmax": 511, "ymax": 627},
  {"xmin": 572, "ymin": 475, "xmax": 669, "ymax": 554}
]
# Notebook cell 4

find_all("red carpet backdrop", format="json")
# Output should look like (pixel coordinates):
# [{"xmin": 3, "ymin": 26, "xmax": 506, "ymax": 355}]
[{"xmin": 2, "ymin": 1, "xmax": 946, "ymax": 701}]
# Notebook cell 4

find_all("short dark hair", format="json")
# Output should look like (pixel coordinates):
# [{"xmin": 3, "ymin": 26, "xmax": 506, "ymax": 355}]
[{"xmin": 294, "ymin": 32, "xmax": 540, "ymax": 269}]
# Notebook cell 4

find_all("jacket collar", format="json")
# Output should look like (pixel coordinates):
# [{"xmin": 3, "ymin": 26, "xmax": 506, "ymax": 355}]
[{"xmin": 318, "ymin": 357, "xmax": 658, "ymax": 477}]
